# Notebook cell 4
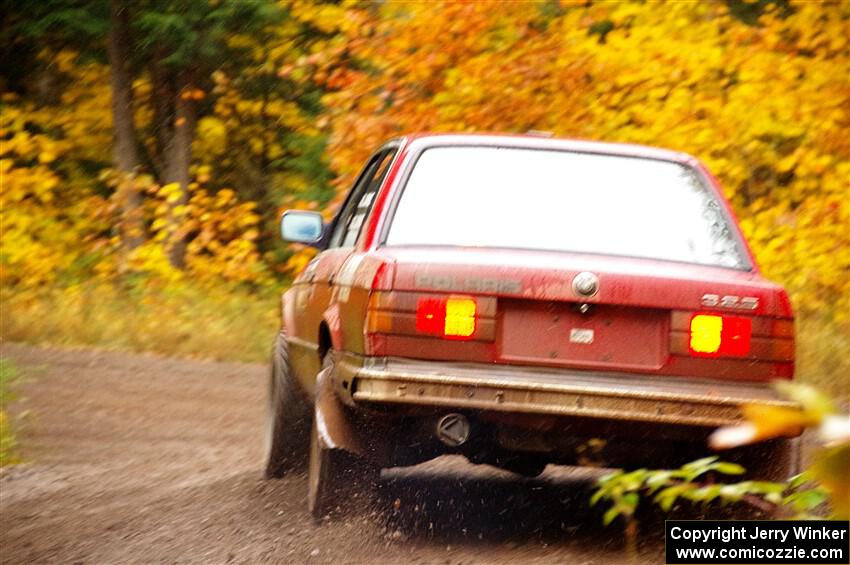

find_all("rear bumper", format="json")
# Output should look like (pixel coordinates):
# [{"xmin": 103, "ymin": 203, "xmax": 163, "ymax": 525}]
[{"xmin": 346, "ymin": 357, "xmax": 797, "ymax": 428}]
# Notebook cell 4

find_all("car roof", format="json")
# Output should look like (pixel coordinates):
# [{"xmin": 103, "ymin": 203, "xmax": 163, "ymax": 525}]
[{"xmin": 398, "ymin": 132, "xmax": 695, "ymax": 164}]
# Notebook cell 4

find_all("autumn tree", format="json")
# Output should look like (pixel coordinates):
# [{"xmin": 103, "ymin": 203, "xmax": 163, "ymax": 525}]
[
  {"xmin": 1, "ymin": 0, "xmax": 150, "ymax": 250},
  {"xmin": 198, "ymin": 0, "xmax": 338, "ymax": 267},
  {"xmin": 0, "ymin": 0, "xmax": 108, "ymax": 104},
  {"xmin": 2, "ymin": 0, "xmax": 338, "ymax": 285},
  {"xmin": 122, "ymin": 0, "xmax": 282, "ymax": 267},
  {"xmin": 318, "ymin": 0, "xmax": 849, "ymax": 332}
]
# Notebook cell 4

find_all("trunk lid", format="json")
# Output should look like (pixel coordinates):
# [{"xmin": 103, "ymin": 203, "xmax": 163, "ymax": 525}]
[{"xmin": 373, "ymin": 246, "xmax": 792, "ymax": 380}]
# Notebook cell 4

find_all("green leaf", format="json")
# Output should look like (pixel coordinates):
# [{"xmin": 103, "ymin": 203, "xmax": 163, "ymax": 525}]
[
  {"xmin": 656, "ymin": 484, "xmax": 690, "ymax": 512},
  {"xmin": 646, "ymin": 471, "xmax": 674, "ymax": 493},
  {"xmin": 718, "ymin": 482, "xmax": 749, "ymax": 502},
  {"xmin": 713, "ymin": 462, "xmax": 746, "ymax": 476},
  {"xmin": 603, "ymin": 506, "xmax": 621, "ymax": 526},
  {"xmin": 788, "ymin": 472, "xmax": 812, "ymax": 489},
  {"xmin": 784, "ymin": 489, "xmax": 829, "ymax": 512},
  {"xmin": 747, "ymin": 481, "xmax": 787, "ymax": 495},
  {"xmin": 682, "ymin": 456, "xmax": 721, "ymax": 481},
  {"xmin": 686, "ymin": 484, "xmax": 722, "ymax": 503},
  {"xmin": 619, "ymin": 469, "xmax": 649, "ymax": 491},
  {"xmin": 683, "ymin": 456, "xmax": 719, "ymax": 471},
  {"xmin": 590, "ymin": 488, "xmax": 607, "ymax": 506},
  {"xmin": 597, "ymin": 469, "xmax": 623, "ymax": 486},
  {"xmin": 621, "ymin": 492, "xmax": 640, "ymax": 516}
]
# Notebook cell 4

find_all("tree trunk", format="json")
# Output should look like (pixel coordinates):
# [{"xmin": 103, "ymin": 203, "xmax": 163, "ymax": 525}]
[
  {"xmin": 150, "ymin": 58, "xmax": 174, "ymax": 180},
  {"xmin": 108, "ymin": 0, "xmax": 144, "ymax": 249},
  {"xmin": 162, "ymin": 73, "xmax": 196, "ymax": 269},
  {"xmin": 35, "ymin": 57, "xmax": 61, "ymax": 106}
]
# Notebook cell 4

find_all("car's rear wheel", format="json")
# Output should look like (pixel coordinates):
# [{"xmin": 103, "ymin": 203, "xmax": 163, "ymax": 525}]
[
  {"xmin": 264, "ymin": 332, "xmax": 311, "ymax": 478},
  {"xmin": 732, "ymin": 437, "xmax": 802, "ymax": 482},
  {"xmin": 307, "ymin": 352, "xmax": 379, "ymax": 521},
  {"xmin": 713, "ymin": 438, "xmax": 801, "ymax": 519}
]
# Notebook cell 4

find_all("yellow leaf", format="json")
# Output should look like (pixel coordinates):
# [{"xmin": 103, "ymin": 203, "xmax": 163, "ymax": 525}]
[{"xmin": 709, "ymin": 404, "xmax": 813, "ymax": 450}]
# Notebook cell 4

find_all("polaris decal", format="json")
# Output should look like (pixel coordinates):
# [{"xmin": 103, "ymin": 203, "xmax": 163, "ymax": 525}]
[{"xmin": 415, "ymin": 274, "xmax": 521, "ymax": 294}]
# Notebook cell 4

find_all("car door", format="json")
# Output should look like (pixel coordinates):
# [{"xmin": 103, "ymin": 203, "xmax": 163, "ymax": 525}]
[{"xmin": 290, "ymin": 146, "xmax": 397, "ymax": 393}]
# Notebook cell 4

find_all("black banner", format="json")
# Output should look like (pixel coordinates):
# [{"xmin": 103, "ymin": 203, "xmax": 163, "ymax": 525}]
[{"xmin": 665, "ymin": 520, "xmax": 849, "ymax": 564}]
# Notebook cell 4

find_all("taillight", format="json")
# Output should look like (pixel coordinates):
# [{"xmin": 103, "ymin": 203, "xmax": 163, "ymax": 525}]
[
  {"xmin": 415, "ymin": 297, "xmax": 445, "ymax": 335},
  {"xmin": 670, "ymin": 311, "xmax": 793, "ymax": 363},
  {"xmin": 415, "ymin": 296, "xmax": 477, "ymax": 339},
  {"xmin": 689, "ymin": 314, "xmax": 752, "ymax": 356},
  {"xmin": 367, "ymin": 291, "xmax": 495, "ymax": 341},
  {"xmin": 445, "ymin": 297, "xmax": 477, "ymax": 338}
]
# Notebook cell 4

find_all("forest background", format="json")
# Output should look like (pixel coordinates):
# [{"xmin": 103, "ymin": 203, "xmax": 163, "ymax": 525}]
[{"xmin": 1, "ymin": 0, "xmax": 847, "ymax": 397}]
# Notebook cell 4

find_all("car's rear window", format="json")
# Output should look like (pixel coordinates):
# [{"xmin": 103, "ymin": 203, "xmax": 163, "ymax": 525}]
[{"xmin": 384, "ymin": 146, "xmax": 748, "ymax": 269}]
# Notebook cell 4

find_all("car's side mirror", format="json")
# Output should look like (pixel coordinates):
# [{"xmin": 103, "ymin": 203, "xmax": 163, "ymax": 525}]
[{"xmin": 280, "ymin": 210, "xmax": 325, "ymax": 247}]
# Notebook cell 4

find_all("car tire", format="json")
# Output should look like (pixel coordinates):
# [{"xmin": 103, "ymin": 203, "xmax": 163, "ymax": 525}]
[
  {"xmin": 732, "ymin": 437, "xmax": 802, "ymax": 482},
  {"xmin": 719, "ymin": 438, "xmax": 802, "ymax": 519},
  {"xmin": 307, "ymin": 352, "xmax": 379, "ymax": 521},
  {"xmin": 264, "ymin": 332, "xmax": 311, "ymax": 479}
]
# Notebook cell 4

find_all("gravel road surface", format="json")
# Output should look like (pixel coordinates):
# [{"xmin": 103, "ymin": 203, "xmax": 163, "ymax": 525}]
[{"xmin": 1, "ymin": 343, "xmax": 667, "ymax": 564}]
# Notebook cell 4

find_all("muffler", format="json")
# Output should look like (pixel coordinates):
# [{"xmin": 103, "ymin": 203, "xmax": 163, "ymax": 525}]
[{"xmin": 435, "ymin": 413, "xmax": 471, "ymax": 447}]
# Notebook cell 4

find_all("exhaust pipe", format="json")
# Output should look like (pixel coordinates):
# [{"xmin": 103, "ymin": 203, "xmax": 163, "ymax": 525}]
[{"xmin": 435, "ymin": 413, "xmax": 471, "ymax": 447}]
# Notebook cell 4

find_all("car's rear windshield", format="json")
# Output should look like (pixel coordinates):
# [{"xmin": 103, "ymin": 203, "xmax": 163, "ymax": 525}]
[{"xmin": 384, "ymin": 146, "xmax": 749, "ymax": 269}]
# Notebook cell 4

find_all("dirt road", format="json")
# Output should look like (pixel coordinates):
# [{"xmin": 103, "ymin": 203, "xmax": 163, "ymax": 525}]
[{"xmin": 0, "ymin": 343, "xmax": 666, "ymax": 564}]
